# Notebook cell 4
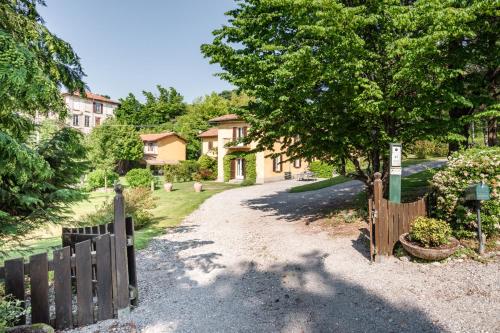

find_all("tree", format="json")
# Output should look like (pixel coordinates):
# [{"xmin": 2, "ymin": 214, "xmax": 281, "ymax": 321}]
[
  {"xmin": 86, "ymin": 118, "xmax": 144, "ymax": 178},
  {"xmin": 0, "ymin": 0, "xmax": 86, "ymax": 247},
  {"xmin": 115, "ymin": 85, "xmax": 186, "ymax": 126},
  {"xmin": 202, "ymin": 0, "xmax": 499, "ymax": 189}
]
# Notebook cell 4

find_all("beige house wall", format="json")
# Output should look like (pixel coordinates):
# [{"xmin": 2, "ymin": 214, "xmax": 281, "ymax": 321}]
[
  {"xmin": 156, "ymin": 136, "xmax": 186, "ymax": 162},
  {"xmin": 201, "ymin": 138, "xmax": 218, "ymax": 157}
]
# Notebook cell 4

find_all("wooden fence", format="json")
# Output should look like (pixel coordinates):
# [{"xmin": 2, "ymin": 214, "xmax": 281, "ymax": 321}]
[
  {"xmin": 369, "ymin": 172, "xmax": 428, "ymax": 262},
  {"xmin": 0, "ymin": 185, "xmax": 137, "ymax": 330}
]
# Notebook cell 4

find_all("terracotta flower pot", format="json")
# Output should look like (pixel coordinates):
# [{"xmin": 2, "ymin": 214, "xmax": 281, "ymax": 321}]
[
  {"xmin": 164, "ymin": 182, "xmax": 173, "ymax": 192},
  {"xmin": 399, "ymin": 233, "xmax": 459, "ymax": 261},
  {"xmin": 194, "ymin": 182, "xmax": 203, "ymax": 192}
]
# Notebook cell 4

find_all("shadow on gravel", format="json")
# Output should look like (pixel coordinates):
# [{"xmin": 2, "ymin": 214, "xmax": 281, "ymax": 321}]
[
  {"xmin": 133, "ymin": 234, "xmax": 443, "ymax": 333},
  {"xmin": 242, "ymin": 181, "xmax": 364, "ymax": 223}
]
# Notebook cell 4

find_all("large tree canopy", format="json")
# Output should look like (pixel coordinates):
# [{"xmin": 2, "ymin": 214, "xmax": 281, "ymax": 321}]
[
  {"xmin": 86, "ymin": 118, "xmax": 144, "ymax": 175},
  {"xmin": 202, "ymin": 0, "xmax": 499, "ymax": 186},
  {"xmin": 115, "ymin": 85, "xmax": 187, "ymax": 126},
  {"xmin": 0, "ymin": 0, "xmax": 87, "ymax": 248}
]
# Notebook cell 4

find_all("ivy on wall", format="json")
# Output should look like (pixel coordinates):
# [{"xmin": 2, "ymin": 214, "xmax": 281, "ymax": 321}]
[{"xmin": 223, "ymin": 152, "xmax": 256, "ymax": 184}]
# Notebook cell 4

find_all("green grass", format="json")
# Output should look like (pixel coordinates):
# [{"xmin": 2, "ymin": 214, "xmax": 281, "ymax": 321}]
[
  {"xmin": 289, "ymin": 175, "xmax": 351, "ymax": 193},
  {"xmin": 401, "ymin": 168, "xmax": 442, "ymax": 202},
  {"xmin": 401, "ymin": 157, "xmax": 443, "ymax": 167},
  {"xmin": 1, "ymin": 181, "xmax": 238, "ymax": 262}
]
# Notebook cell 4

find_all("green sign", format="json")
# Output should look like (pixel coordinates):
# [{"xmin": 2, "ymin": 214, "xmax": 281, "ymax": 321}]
[{"xmin": 389, "ymin": 143, "xmax": 402, "ymax": 203}]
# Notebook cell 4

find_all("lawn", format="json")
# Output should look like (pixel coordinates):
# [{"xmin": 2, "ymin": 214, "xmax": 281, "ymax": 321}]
[
  {"xmin": 1, "ymin": 181, "xmax": 237, "ymax": 262},
  {"xmin": 401, "ymin": 168, "xmax": 441, "ymax": 202},
  {"xmin": 289, "ymin": 176, "xmax": 351, "ymax": 193}
]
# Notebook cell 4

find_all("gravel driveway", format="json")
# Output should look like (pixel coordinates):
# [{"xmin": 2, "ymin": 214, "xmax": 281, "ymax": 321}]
[{"xmin": 74, "ymin": 161, "xmax": 500, "ymax": 333}]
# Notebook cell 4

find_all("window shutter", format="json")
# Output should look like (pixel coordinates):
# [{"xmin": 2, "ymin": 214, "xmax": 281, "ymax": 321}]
[
  {"xmin": 242, "ymin": 159, "xmax": 246, "ymax": 178},
  {"xmin": 232, "ymin": 127, "xmax": 237, "ymax": 140},
  {"xmin": 243, "ymin": 127, "xmax": 248, "ymax": 137},
  {"xmin": 272, "ymin": 157, "xmax": 276, "ymax": 172},
  {"xmin": 230, "ymin": 159, "xmax": 236, "ymax": 179}
]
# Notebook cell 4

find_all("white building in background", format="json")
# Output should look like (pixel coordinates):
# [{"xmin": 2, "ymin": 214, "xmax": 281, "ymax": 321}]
[
  {"xmin": 62, "ymin": 92, "xmax": 119, "ymax": 134},
  {"xmin": 35, "ymin": 91, "xmax": 120, "ymax": 135}
]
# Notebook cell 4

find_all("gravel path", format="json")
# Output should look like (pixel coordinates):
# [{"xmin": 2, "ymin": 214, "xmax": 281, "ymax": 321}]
[{"xmin": 72, "ymin": 161, "xmax": 500, "ymax": 333}]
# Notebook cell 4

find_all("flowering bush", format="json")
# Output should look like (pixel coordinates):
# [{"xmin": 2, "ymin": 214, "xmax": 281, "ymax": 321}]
[
  {"xmin": 409, "ymin": 217, "xmax": 452, "ymax": 247},
  {"xmin": 431, "ymin": 147, "xmax": 500, "ymax": 238}
]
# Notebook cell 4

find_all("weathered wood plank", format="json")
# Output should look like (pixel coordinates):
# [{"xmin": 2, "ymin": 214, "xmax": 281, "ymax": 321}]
[
  {"xmin": 126, "ymin": 217, "xmax": 138, "ymax": 306},
  {"xmin": 113, "ymin": 186, "xmax": 130, "ymax": 314},
  {"xmin": 76, "ymin": 240, "xmax": 94, "ymax": 326},
  {"xmin": 54, "ymin": 247, "xmax": 73, "ymax": 330},
  {"xmin": 379, "ymin": 199, "xmax": 388, "ymax": 255},
  {"xmin": 388, "ymin": 201, "xmax": 395, "ymax": 254},
  {"xmin": 29, "ymin": 253, "xmax": 50, "ymax": 324},
  {"xmin": 4, "ymin": 258, "xmax": 26, "ymax": 325},
  {"xmin": 95, "ymin": 234, "xmax": 114, "ymax": 320}
]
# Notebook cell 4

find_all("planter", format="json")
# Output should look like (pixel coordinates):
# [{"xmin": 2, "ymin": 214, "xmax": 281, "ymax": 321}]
[
  {"xmin": 194, "ymin": 182, "xmax": 203, "ymax": 192},
  {"xmin": 399, "ymin": 233, "xmax": 459, "ymax": 261},
  {"xmin": 164, "ymin": 182, "xmax": 173, "ymax": 192}
]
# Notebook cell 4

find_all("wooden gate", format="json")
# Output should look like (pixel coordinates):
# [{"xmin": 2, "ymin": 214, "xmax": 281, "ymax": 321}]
[
  {"xmin": 0, "ymin": 185, "xmax": 137, "ymax": 329},
  {"xmin": 369, "ymin": 173, "xmax": 428, "ymax": 262}
]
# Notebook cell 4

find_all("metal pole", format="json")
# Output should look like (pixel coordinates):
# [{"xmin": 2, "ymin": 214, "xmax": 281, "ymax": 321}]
[{"xmin": 476, "ymin": 201, "xmax": 484, "ymax": 255}]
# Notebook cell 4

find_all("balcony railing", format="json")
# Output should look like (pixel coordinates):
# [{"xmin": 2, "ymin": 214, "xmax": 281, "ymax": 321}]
[{"xmin": 223, "ymin": 138, "xmax": 250, "ymax": 149}]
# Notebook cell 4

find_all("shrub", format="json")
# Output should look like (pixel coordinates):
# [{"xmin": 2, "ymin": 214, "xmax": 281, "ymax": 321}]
[
  {"xmin": 0, "ymin": 295, "xmax": 29, "ymax": 330},
  {"xmin": 309, "ymin": 161, "xmax": 334, "ymax": 178},
  {"xmin": 164, "ymin": 161, "xmax": 200, "ymax": 182},
  {"xmin": 125, "ymin": 168, "xmax": 154, "ymax": 188},
  {"xmin": 79, "ymin": 187, "xmax": 157, "ymax": 230},
  {"xmin": 431, "ymin": 147, "xmax": 500, "ymax": 238},
  {"xmin": 197, "ymin": 155, "xmax": 217, "ymax": 180},
  {"xmin": 409, "ymin": 140, "xmax": 448, "ymax": 159},
  {"xmin": 86, "ymin": 169, "xmax": 119, "ymax": 191},
  {"xmin": 409, "ymin": 216, "xmax": 452, "ymax": 247}
]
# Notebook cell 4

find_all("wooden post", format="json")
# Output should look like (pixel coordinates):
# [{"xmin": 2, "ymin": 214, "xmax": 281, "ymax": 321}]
[
  {"xmin": 373, "ymin": 173, "xmax": 383, "ymax": 263},
  {"xmin": 113, "ymin": 184, "xmax": 130, "ymax": 317},
  {"xmin": 126, "ymin": 217, "xmax": 138, "ymax": 306}
]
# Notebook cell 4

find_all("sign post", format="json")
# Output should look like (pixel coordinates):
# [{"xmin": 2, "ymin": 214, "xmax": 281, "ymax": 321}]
[{"xmin": 389, "ymin": 143, "xmax": 402, "ymax": 203}]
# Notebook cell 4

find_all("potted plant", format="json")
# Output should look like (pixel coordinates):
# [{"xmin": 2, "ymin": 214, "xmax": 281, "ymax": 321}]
[
  {"xmin": 164, "ymin": 173, "xmax": 174, "ymax": 192},
  {"xmin": 193, "ymin": 172, "xmax": 203, "ymax": 192},
  {"xmin": 400, "ymin": 216, "xmax": 459, "ymax": 261}
]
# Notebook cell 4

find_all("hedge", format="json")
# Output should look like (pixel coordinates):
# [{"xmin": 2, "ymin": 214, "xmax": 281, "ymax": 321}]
[
  {"xmin": 309, "ymin": 161, "xmax": 334, "ymax": 178},
  {"xmin": 125, "ymin": 168, "xmax": 154, "ymax": 188},
  {"xmin": 86, "ymin": 169, "xmax": 119, "ymax": 191}
]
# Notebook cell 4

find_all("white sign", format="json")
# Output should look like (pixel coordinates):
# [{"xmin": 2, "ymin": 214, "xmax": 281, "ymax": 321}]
[
  {"xmin": 391, "ymin": 145, "xmax": 401, "ymax": 167},
  {"xmin": 390, "ymin": 167, "xmax": 402, "ymax": 175}
]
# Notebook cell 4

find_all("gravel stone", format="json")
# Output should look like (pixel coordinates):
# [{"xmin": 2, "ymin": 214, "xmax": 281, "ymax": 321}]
[{"xmin": 69, "ymin": 161, "xmax": 499, "ymax": 333}]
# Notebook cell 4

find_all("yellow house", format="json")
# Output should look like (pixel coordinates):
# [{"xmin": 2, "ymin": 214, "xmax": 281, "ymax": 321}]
[
  {"xmin": 140, "ymin": 132, "xmax": 186, "ymax": 168},
  {"xmin": 198, "ymin": 127, "xmax": 218, "ymax": 158},
  {"xmin": 208, "ymin": 114, "xmax": 309, "ymax": 183}
]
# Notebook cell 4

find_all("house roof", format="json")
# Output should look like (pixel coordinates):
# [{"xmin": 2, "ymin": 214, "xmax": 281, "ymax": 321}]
[
  {"xmin": 198, "ymin": 127, "xmax": 218, "ymax": 138},
  {"xmin": 63, "ymin": 91, "xmax": 120, "ymax": 105},
  {"xmin": 140, "ymin": 132, "xmax": 186, "ymax": 142},
  {"xmin": 208, "ymin": 114, "xmax": 242, "ymax": 123}
]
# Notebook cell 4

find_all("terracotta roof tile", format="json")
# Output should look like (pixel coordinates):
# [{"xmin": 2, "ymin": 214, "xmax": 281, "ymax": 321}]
[
  {"xmin": 140, "ymin": 132, "xmax": 185, "ymax": 142},
  {"xmin": 198, "ymin": 127, "xmax": 218, "ymax": 138},
  {"xmin": 63, "ymin": 91, "xmax": 120, "ymax": 105},
  {"xmin": 208, "ymin": 114, "xmax": 241, "ymax": 123}
]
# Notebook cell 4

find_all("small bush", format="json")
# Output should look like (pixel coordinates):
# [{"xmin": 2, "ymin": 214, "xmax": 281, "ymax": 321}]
[
  {"xmin": 309, "ymin": 161, "xmax": 334, "ymax": 178},
  {"xmin": 198, "ymin": 155, "xmax": 217, "ymax": 172},
  {"xmin": 0, "ymin": 295, "xmax": 29, "ymax": 330},
  {"xmin": 79, "ymin": 187, "xmax": 157, "ymax": 230},
  {"xmin": 409, "ymin": 216, "xmax": 452, "ymax": 247},
  {"xmin": 431, "ymin": 147, "xmax": 500, "ymax": 238},
  {"xmin": 409, "ymin": 140, "xmax": 448, "ymax": 159},
  {"xmin": 86, "ymin": 169, "xmax": 119, "ymax": 191},
  {"xmin": 125, "ymin": 168, "xmax": 154, "ymax": 188},
  {"xmin": 164, "ymin": 161, "xmax": 200, "ymax": 182}
]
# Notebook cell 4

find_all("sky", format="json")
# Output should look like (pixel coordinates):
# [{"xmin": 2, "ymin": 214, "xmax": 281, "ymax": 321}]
[{"xmin": 39, "ymin": 0, "xmax": 236, "ymax": 103}]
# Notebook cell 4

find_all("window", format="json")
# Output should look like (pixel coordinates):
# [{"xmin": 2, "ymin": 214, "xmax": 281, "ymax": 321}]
[
  {"xmin": 232, "ymin": 126, "xmax": 248, "ymax": 146},
  {"xmin": 208, "ymin": 140, "xmax": 213, "ymax": 150},
  {"xmin": 273, "ymin": 155, "xmax": 282, "ymax": 173},
  {"xmin": 93, "ymin": 102, "xmax": 103, "ymax": 114},
  {"xmin": 72, "ymin": 115, "xmax": 79, "ymax": 126},
  {"xmin": 294, "ymin": 159, "xmax": 301, "ymax": 168},
  {"xmin": 95, "ymin": 117, "xmax": 101, "ymax": 126},
  {"xmin": 84, "ymin": 115, "xmax": 90, "ymax": 127},
  {"xmin": 147, "ymin": 142, "xmax": 154, "ymax": 152}
]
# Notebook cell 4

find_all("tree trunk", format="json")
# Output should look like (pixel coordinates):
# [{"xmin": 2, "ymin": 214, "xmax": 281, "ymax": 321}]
[
  {"xmin": 448, "ymin": 108, "xmax": 471, "ymax": 154},
  {"xmin": 487, "ymin": 117, "xmax": 498, "ymax": 146}
]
